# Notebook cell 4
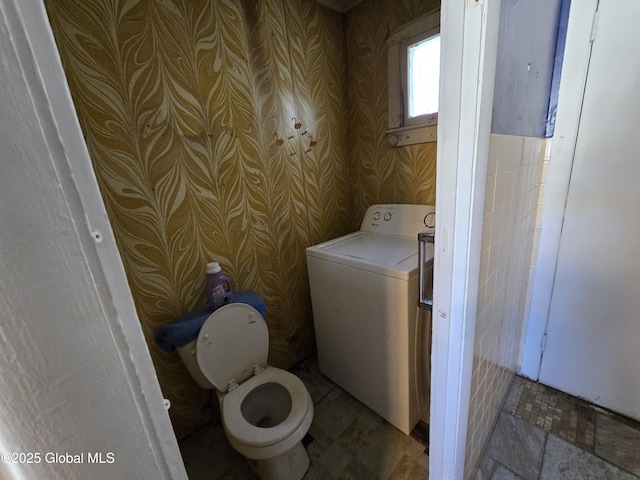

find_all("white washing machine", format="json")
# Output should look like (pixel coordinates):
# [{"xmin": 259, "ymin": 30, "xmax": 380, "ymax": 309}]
[{"xmin": 306, "ymin": 204, "xmax": 435, "ymax": 434}]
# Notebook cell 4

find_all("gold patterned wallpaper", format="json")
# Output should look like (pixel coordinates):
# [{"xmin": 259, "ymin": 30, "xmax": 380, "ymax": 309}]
[{"xmin": 45, "ymin": 0, "xmax": 438, "ymax": 438}]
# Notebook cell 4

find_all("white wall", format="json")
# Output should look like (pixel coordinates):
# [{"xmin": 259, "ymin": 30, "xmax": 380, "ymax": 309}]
[{"xmin": 0, "ymin": 1, "xmax": 186, "ymax": 478}]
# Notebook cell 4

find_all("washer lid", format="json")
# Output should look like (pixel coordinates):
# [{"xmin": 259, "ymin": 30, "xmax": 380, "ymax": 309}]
[
  {"xmin": 196, "ymin": 303, "xmax": 269, "ymax": 392},
  {"xmin": 326, "ymin": 233, "xmax": 416, "ymax": 265},
  {"xmin": 306, "ymin": 231, "xmax": 432, "ymax": 280}
]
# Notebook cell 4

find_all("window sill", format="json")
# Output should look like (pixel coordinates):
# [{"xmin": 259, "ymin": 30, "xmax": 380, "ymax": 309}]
[{"xmin": 386, "ymin": 124, "xmax": 437, "ymax": 147}]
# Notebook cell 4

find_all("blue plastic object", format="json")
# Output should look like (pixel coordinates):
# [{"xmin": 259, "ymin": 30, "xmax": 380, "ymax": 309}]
[{"xmin": 154, "ymin": 291, "xmax": 267, "ymax": 352}]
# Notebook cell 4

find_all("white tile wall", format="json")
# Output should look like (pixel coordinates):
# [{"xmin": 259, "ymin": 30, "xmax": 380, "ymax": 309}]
[{"xmin": 464, "ymin": 134, "xmax": 549, "ymax": 478}]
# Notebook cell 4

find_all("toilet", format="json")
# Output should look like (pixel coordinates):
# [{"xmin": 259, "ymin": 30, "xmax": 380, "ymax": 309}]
[{"xmin": 177, "ymin": 303, "xmax": 314, "ymax": 480}]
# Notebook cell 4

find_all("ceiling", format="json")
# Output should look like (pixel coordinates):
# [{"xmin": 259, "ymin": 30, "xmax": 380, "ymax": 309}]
[{"xmin": 313, "ymin": 0, "xmax": 364, "ymax": 13}]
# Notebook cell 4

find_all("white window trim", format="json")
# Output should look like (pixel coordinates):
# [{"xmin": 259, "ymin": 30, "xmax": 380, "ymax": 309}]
[{"xmin": 387, "ymin": 9, "xmax": 440, "ymax": 147}]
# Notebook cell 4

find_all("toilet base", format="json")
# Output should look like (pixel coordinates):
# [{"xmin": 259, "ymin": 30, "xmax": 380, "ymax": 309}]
[{"xmin": 245, "ymin": 441, "xmax": 310, "ymax": 480}]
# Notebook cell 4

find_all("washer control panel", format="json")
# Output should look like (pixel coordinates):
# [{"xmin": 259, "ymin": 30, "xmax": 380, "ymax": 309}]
[{"xmin": 361, "ymin": 204, "xmax": 435, "ymax": 237}]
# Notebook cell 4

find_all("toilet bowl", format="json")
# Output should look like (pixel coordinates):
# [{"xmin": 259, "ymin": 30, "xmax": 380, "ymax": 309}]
[{"xmin": 181, "ymin": 303, "xmax": 313, "ymax": 480}]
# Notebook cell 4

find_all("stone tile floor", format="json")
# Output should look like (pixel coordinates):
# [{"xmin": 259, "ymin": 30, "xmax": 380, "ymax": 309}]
[
  {"xmin": 179, "ymin": 356, "xmax": 429, "ymax": 479},
  {"xmin": 179, "ymin": 360, "xmax": 640, "ymax": 480},
  {"xmin": 477, "ymin": 375, "xmax": 640, "ymax": 480}
]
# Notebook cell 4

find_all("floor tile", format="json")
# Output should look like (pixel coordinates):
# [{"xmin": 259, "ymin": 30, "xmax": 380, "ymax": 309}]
[
  {"xmin": 293, "ymin": 357, "xmax": 335, "ymax": 405},
  {"xmin": 491, "ymin": 465, "xmax": 525, "ymax": 480},
  {"xmin": 540, "ymin": 434, "xmax": 638, "ymax": 480},
  {"xmin": 303, "ymin": 461, "xmax": 336, "ymax": 480},
  {"xmin": 502, "ymin": 376, "xmax": 525, "ymax": 414},
  {"xmin": 353, "ymin": 423, "xmax": 421, "ymax": 479},
  {"xmin": 479, "ymin": 375, "xmax": 640, "ymax": 480},
  {"xmin": 485, "ymin": 411, "xmax": 547, "ymax": 480},
  {"xmin": 513, "ymin": 379, "xmax": 595, "ymax": 451},
  {"xmin": 474, "ymin": 455, "xmax": 496, "ymax": 480},
  {"xmin": 178, "ymin": 421, "xmax": 253, "ymax": 479},
  {"xmin": 340, "ymin": 458, "xmax": 378, "ymax": 479},
  {"xmin": 408, "ymin": 456, "xmax": 429, "ymax": 480},
  {"xmin": 594, "ymin": 412, "xmax": 640, "ymax": 476},
  {"xmin": 310, "ymin": 388, "xmax": 368, "ymax": 442},
  {"xmin": 388, "ymin": 453, "xmax": 420, "ymax": 479}
]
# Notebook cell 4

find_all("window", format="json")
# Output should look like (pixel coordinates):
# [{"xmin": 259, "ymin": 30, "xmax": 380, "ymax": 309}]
[
  {"xmin": 387, "ymin": 11, "xmax": 440, "ymax": 146},
  {"xmin": 405, "ymin": 33, "xmax": 440, "ymax": 124}
]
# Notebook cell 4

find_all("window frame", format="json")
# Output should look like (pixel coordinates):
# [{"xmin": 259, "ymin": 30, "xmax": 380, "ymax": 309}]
[{"xmin": 387, "ymin": 10, "xmax": 440, "ymax": 146}]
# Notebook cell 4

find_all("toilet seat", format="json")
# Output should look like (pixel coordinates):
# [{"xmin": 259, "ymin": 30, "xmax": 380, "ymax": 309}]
[
  {"xmin": 196, "ymin": 303, "xmax": 268, "ymax": 392},
  {"xmin": 222, "ymin": 366, "xmax": 311, "ymax": 449}
]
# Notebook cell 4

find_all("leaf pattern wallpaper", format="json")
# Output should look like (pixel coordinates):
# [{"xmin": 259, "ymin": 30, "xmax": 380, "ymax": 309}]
[{"xmin": 45, "ymin": 0, "xmax": 438, "ymax": 438}]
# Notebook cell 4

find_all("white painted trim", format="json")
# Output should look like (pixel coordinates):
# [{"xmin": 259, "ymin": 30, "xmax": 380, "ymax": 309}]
[
  {"xmin": 429, "ymin": 1, "xmax": 501, "ymax": 478},
  {"xmin": 387, "ymin": 124, "xmax": 437, "ymax": 146},
  {"xmin": 3, "ymin": 1, "xmax": 187, "ymax": 477},
  {"xmin": 519, "ymin": 0, "xmax": 598, "ymax": 380}
]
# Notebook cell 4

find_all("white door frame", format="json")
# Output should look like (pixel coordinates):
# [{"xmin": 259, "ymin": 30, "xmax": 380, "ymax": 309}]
[
  {"xmin": 520, "ymin": 0, "xmax": 598, "ymax": 380},
  {"xmin": 430, "ymin": 1, "xmax": 501, "ymax": 478}
]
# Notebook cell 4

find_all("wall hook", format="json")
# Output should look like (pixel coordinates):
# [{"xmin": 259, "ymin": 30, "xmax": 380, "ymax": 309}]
[
  {"xmin": 292, "ymin": 117, "xmax": 302, "ymax": 129},
  {"xmin": 309, "ymin": 135, "xmax": 317, "ymax": 147},
  {"xmin": 274, "ymin": 133, "xmax": 284, "ymax": 146}
]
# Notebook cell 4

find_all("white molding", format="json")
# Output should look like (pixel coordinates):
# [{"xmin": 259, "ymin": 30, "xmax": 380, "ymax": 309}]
[
  {"xmin": 387, "ymin": 124, "xmax": 437, "ymax": 146},
  {"xmin": 429, "ymin": 0, "xmax": 501, "ymax": 478},
  {"xmin": 519, "ymin": 0, "xmax": 598, "ymax": 379}
]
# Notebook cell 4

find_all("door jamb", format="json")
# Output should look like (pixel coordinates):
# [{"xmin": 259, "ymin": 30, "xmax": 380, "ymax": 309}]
[{"xmin": 429, "ymin": 1, "xmax": 501, "ymax": 477}]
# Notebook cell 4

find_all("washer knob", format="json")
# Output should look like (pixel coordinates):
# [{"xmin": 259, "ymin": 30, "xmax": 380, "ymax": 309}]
[
  {"xmin": 384, "ymin": 212, "xmax": 392, "ymax": 221},
  {"xmin": 373, "ymin": 212, "xmax": 380, "ymax": 220},
  {"xmin": 424, "ymin": 212, "xmax": 435, "ymax": 228}
]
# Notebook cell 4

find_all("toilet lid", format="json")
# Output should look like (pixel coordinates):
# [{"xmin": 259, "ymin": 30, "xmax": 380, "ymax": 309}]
[{"xmin": 196, "ymin": 303, "xmax": 268, "ymax": 392}]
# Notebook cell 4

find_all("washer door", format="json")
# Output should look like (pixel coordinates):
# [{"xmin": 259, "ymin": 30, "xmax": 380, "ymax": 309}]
[{"xmin": 196, "ymin": 303, "xmax": 268, "ymax": 392}]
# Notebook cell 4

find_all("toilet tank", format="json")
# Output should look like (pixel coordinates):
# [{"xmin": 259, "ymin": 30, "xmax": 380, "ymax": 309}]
[{"xmin": 176, "ymin": 340, "xmax": 214, "ymax": 389}]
